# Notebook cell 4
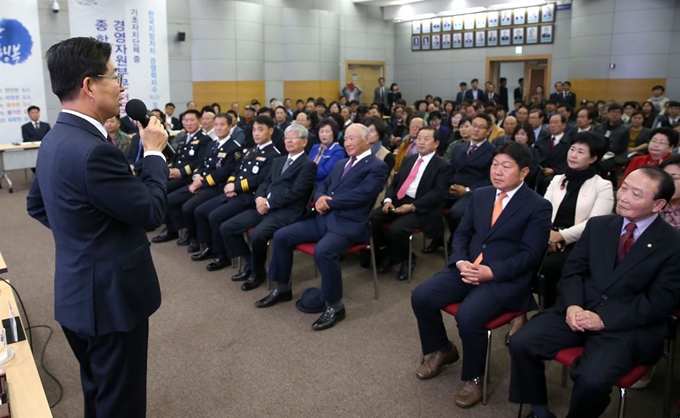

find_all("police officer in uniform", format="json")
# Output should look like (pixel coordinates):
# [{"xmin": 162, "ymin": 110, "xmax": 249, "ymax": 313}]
[
  {"xmin": 153, "ymin": 109, "xmax": 212, "ymax": 243},
  {"xmin": 192, "ymin": 115, "xmax": 282, "ymax": 271},
  {"xmin": 158, "ymin": 113, "xmax": 243, "ymax": 250}
]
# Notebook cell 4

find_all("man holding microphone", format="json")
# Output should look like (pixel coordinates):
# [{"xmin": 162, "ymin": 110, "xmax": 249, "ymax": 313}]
[{"xmin": 27, "ymin": 37, "xmax": 169, "ymax": 418}]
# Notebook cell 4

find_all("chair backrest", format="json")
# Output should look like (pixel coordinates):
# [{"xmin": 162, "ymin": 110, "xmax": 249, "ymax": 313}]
[{"xmin": 531, "ymin": 244, "xmax": 550, "ymax": 311}]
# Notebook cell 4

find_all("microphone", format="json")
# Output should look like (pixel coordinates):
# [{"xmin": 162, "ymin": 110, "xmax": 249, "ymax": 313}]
[{"xmin": 125, "ymin": 99, "xmax": 175, "ymax": 159}]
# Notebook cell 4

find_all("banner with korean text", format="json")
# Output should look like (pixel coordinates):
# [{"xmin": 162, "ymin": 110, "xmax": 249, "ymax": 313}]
[
  {"xmin": 0, "ymin": 0, "xmax": 48, "ymax": 144},
  {"xmin": 68, "ymin": 0, "xmax": 170, "ymax": 115}
]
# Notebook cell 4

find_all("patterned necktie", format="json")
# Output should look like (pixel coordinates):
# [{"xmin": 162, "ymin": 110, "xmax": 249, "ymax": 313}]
[
  {"xmin": 474, "ymin": 192, "xmax": 508, "ymax": 265},
  {"xmin": 340, "ymin": 156, "xmax": 356, "ymax": 178},
  {"xmin": 314, "ymin": 145, "xmax": 326, "ymax": 164},
  {"xmin": 550, "ymin": 136, "xmax": 556, "ymax": 149},
  {"xmin": 396, "ymin": 157, "xmax": 424, "ymax": 200},
  {"xmin": 468, "ymin": 144, "xmax": 477, "ymax": 156},
  {"xmin": 281, "ymin": 158, "xmax": 293, "ymax": 174},
  {"xmin": 617, "ymin": 222, "xmax": 637, "ymax": 261}
]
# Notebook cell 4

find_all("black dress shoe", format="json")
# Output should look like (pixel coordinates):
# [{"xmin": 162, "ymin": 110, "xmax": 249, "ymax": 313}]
[
  {"xmin": 176, "ymin": 234, "xmax": 190, "ymax": 246},
  {"xmin": 241, "ymin": 274, "xmax": 265, "ymax": 291},
  {"xmin": 206, "ymin": 256, "xmax": 231, "ymax": 272},
  {"xmin": 255, "ymin": 288, "xmax": 293, "ymax": 308},
  {"xmin": 422, "ymin": 237, "xmax": 444, "ymax": 254},
  {"xmin": 505, "ymin": 331, "xmax": 511, "ymax": 346},
  {"xmin": 187, "ymin": 239, "xmax": 200, "ymax": 253},
  {"xmin": 397, "ymin": 253, "xmax": 418, "ymax": 281},
  {"xmin": 312, "ymin": 306, "xmax": 346, "ymax": 331},
  {"xmin": 191, "ymin": 247, "xmax": 214, "ymax": 261},
  {"xmin": 377, "ymin": 253, "xmax": 393, "ymax": 274},
  {"xmin": 231, "ymin": 267, "xmax": 252, "ymax": 281},
  {"xmin": 151, "ymin": 228, "xmax": 179, "ymax": 243}
]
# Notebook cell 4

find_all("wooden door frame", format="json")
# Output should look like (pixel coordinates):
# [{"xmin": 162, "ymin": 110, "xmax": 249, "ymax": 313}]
[
  {"xmin": 345, "ymin": 60, "xmax": 387, "ymax": 83},
  {"xmin": 485, "ymin": 54, "xmax": 552, "ymax": 96}
]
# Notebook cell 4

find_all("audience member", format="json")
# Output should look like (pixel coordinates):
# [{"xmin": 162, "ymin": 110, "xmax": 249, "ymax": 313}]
[
  {"xmin": 648, "ymin": 85, "xmax": 670, "ymax": 113},
  {"xmin": 509, "ymin": 166, "xmax": 680, "ymax": 418},
  {"xmin": 622, "ymin": 127, "xmax": 678, "ymax": 181},
  {"xmin": 627, "ymin": 111, "xmax": 651, "ymax": 156},
  {"xmin": 598, "ymin": 103, "xmax": 631, "ymax": 183},
  {"xmin": 104, "ymin": 115, "xmax": 131, "ymax": 156},
  {"xmin": 536, "ymin": 113, "xmax": 572, "ymax": 195},
  {"xmin": 309, "ymin": 118, "xmax": 345, "ymax": 186},
  {"xmin": 163, "ymin": 102, "xmax": 182, "ymax": 131},
  {"xmin": 660, "ymin": 155, "xmax": 680, "ymax": 229},
  {"xmin": 411, "ymin": 141, "xmax": 552, "ymax": 409},
  {"xmin": 508, "ymin": 122, "xmax": 542, "ymax": 190},
  {"xmin": 443, "ymin": 116, "xmax": 472, "ymax": 160},
  {"xmin": 394, "ymin": 116, "xmax": 425, "ymax": 173},
  {"xmin": 21, "ymin": 105, "xmax": 51, "ymax": 142},
  {"xmin": 641, "ymin": 101, "xmax": 658, "ymax": 128},
  {"xmin": 655, "ymin": 100, "xmax": 680, "ymax": 128},
  {"xmin": 372, "ymin": 127, "xmax": 452, "ymax": 279},
  {"xmin": 464, "ymin": 79, "xmax": 487, "ymax": 103}
]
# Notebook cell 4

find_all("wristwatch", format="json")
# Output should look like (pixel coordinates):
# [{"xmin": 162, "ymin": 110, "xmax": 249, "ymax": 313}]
[{"xmin": 465, "ymin": 187, "xmax": 471, "ymax": 194}]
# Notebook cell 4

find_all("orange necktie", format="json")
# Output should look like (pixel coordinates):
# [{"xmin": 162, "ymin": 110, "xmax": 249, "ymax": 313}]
[{"xmin": 473, "ymin": 192, "xmax": 507, "ymax": 265}]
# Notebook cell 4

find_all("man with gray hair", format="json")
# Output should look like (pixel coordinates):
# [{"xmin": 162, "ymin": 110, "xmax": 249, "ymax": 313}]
[
  {"xmin": 220, "ymin": 124, "xmax": 318, "ymax": 291},
  {"xmin": 255, "ymin": 124, "xmax": 389, "ymax": 331}
]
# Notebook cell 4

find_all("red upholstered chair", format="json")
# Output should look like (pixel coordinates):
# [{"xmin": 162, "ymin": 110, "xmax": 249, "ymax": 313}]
[
  {"xmin": 442, "ymin": 303, "xmax": 524, "ymax": 405},
  {"xmin": 294, "ymin": 230, "xmax": 379, "ymax": 300}
]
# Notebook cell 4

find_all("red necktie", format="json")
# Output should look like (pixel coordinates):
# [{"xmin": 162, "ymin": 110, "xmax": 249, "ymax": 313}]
[
  {"xmin": 550, "ymin": 136, "xmax": 556, "ymax": 149},
  {"xmin": 468, "ymin": 144, "xmax": 477, "ymax": 156},
  {"xmin": 617, "ymin": 222, "xmax": 637, "ymax": 261},
  {"xmin": 396, "ymin": 157, "xmax": 424, "ymax": 200}
]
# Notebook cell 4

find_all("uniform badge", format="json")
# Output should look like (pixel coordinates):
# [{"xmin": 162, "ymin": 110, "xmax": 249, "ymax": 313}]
[
  {"xmin": 252, "ymin": 166, "xmax": 259, "ymax": 174},
  {"xmin": 217, "ymin": 152, "xmax": 226, "ymax": 158},
  {"xmin": 235, "ymin": 152, "xmax": 242, "ymax": 160},
  {"xmin": 189, "ymin": 149, "xmax": 195, "ymax": 156}
]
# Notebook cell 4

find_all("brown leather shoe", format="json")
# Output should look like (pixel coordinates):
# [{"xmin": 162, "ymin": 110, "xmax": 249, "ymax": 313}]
[
  {"xmin": 415, "ymin": 345, "xmax": 460, "ymax": 380},
  {"xmin": 454, "ymin": 377, "xmax": 483, "ymax": 408}
]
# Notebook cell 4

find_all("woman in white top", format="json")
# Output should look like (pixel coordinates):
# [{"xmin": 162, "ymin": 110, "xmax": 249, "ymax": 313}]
[{"xmin": 507, "ymin": 132, "xmax": 614, "ymax": 341}]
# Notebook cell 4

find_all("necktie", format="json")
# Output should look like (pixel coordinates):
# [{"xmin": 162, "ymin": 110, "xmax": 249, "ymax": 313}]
[
  {"xmin": 468, "ymin": 144, "xmax": 477, "ymax": 156},
  {"xmin": 35, "ymin": 122, "xmax": 40, "ymax": 130},
  {"xmin": 617, "ymin": 222, "xmax": 637, "ymax": 261},
  {"xmin": 474, "ymin": 192, "xmax": 508, "ymax": 265},
  {"xmin": 406, "ymin": 140, "xmax": 418, "ymax": 156},
  {"xmin": 314, "ymin": 145, "xmax": 326, "ymax": 164},
  {"xmin": 563, "ymin": 91, "xmax": 566, "ymax": 98},
  {"xmin": 281, "ymin": 157, "xmax": 293, "ymax": 174},
  {"xmin": 489, "ymin": 93, "xmax": 493, "ymax": 100},
  {"xmin": 396, "ymin": 157, "xmax": 424, "ymax": 200},
  {"xmin": 550, "ymin": 136, "xmax": 556, "ymax": 149},
  {"xmin": 340, "ymin": 156, "xmax": 356, "ymax": 178},
  {"xmin": 380, "ymin": 88, "xmax": 384, "ymax": 102}
]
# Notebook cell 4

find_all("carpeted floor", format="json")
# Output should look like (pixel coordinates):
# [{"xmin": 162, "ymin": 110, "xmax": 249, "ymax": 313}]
[{"xmin": 1, "ymin": 171, "xmax": 678, "ymax": 418}]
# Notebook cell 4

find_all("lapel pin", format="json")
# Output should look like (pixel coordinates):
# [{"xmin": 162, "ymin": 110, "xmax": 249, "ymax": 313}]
[{"xmin": 647, "ymin": 243, "xmax": 652, "ymax": 248}]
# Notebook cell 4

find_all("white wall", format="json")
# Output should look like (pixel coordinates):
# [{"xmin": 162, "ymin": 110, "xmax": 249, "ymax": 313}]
[{"xmin": 500, "ymin": 62, "xmax": 525, "ymax": 101}]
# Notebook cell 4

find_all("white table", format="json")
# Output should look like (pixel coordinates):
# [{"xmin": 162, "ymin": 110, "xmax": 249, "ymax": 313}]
[{"xmin": 0, "ymin": 142, "xmax": 40, "ymax": 193}]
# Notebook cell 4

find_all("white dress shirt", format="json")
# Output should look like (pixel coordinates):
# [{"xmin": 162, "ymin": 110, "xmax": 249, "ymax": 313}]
[{"xmin": 384, "ymin": 151, "xmax": 435, "ymax": 203}]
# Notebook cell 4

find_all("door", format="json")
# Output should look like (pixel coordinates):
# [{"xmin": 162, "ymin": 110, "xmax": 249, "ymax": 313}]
[
  {"xmin": 526, "ymin": 67, "xmax": 546, "ymax": 104},
  {"xmin": 345, "ymin": 61, "xmax": 385, "ymax": 104}
]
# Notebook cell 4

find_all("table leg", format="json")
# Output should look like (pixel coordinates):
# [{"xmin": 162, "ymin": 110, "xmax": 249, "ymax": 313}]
[{"xmin": 0, "ymin": 171, "xmax": 12, "ymax": 193}]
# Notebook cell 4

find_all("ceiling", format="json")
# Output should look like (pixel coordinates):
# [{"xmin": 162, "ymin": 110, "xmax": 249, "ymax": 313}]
[{"xmin": 352, "ymin": 0, "xmax": 425, "ymax": 7}]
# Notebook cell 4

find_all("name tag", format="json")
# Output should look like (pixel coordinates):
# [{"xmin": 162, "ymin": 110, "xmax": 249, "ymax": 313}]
[{"xmin": 256, "ymin": 156, "xmax": 267, "ymax": 161}]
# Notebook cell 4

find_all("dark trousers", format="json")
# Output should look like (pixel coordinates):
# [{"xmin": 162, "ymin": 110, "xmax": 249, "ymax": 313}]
[
  {"xmin": 166, "ymin": 186, "xmax": 221, "ymax": 236},
  {"xmin": 541, "ymin": 245, "xmax": 574, "ymax": 308},
  {"xmin": 221, "ymin": 209, "xmax": 291, "ymax": 276},
  {"xmin": 448, "ymin": 193, "xmax": 472, "ymax": 238},
  {"xmin": 167, "ymin": 177, "xmax": 189, "ymax": 194},
  {"xmin": 370, "ymin": 204, "xmax": 420, "ymax": 263},
  {"xmin": 62, "ymin": 320, "xmax": 149, "ymax": 418},
  {"xmin": 194, "ymin": 194, "xmax": 255, "ymax": 254},
  {"xmin": 268, "ymin": 216, "xmax": 354, "ymax": 303},
  {"xmin": 411, "ymin": 266, "xmax": 506, "ymax": 380},
  {"xmin": 508, "ymin": 310, "xmax": 661, "ymax": 418}
]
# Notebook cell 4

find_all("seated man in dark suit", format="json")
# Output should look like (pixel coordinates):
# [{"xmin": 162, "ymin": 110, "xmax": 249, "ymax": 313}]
[
  {"xmin": 254, "ymin": 124, "xmax": 389, "ymax": 331},
  {"xmin": 21, "ymin": 105, "xmax": 51, "ymax": 142},
  {"xmin": 190, "ymin": 115, "xmax": 281, "ymax": 271},
  {"xmin": 221, "ymin": 124, "xmax": 317, "ymax": 291},
  {"xmin": 509, "ymin": 166, "xmax": 680, "ymax": 418},
  {"xmin": 372, "ymin": 127, "xmax": 452, "ymax": 280},
  {"xmin": 411, "ymin": 141, "xmax": 552, "ymax": 409},
  {"xmin": 447, "ymin": 114, "xmax": 495, "ymax": 240},
  {"xmin": 162, "ymin": 113, "xmax": 243, "ymax": 252},
  {"xmin": 535, "ymin": 113, "xmax": 572, "ymax": 195}
]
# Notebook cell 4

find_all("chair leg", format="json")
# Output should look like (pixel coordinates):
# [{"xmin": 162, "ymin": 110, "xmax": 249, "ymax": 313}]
[
  {"xmin": 237, "ymin": 256, "xmax": 241, "ymax": 271},
  {"xmin": 407, "ymin": 234, "xmax": 413, "ymax": 284},
  {"xmin": 483, "ymin": 329, "xmax": 492, "ymax": 405},
  {"xmin": 266, "ymin": 241, "xmax": 272, "ymax": 290},
  {"xmin": 561, "ymin": 365, "xmax": 568, "ymax": 387},
  {"xmin": 618, "ymin": 387, "xmax": 626, "ymax": 418},
  {"xmin": 663, "ymin": 339, "xmax": 675, "ymax": 418},
  {"xmin": 442, "ymin": 215, "xmax": 448, "ymax": 266},
  {"xmin": 517, "ymin": 403, "xmax": 524, "ymax": 418},
  {"xmin": 369, "ymin": 237, "xmax": 379, "ymax": 300}
]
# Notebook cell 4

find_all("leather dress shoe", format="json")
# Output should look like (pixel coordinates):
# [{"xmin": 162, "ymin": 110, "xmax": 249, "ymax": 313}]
[
  {"xmin": 206, "ymin": 256, "xmax": 231, "ymax": 272},
  {"xmin": 241, "ymin": 274, "xmax": 265, "ymax": 291},
  {"xmin": 151, "ymin": 228, "xmax": 179, "ymax": 243},
  {"xmin": 454, "ymin": 377, "xmax": 483, "ymax": 408},
  {"xmin": 422, "ymin": 237, "xmax": 444, "ymax": 254},
  {"xmin": 191, "ymin": 247, "xmax": 214, "ymax": 261},
  {"xmin": 255, "ymin": 288, "xmax": 293, "ymax": 308},
  {"xmin": 397, "ymin": 253, "xmax": 417, "ymax": 281},
  {"xmin": 525, "ymin": 412, "xmax": 556, "ymax": 418},
  {"xmin": 176, "ymin": 234, "xmax": 190, "ymax": 246},
  {"xmin": 416, "ymin": 344, "xmax": 460, "ymax": 379},
  {"xmin": 231, "ymin": 267, "xmax": 252, "ymax": 282},
  {"xmin": 187, "ymin": 239, "xmax": 200, "ymax": 253},
  {"xmin": 377, "ymin": 253, "xmax": 393, "ymax": 274},
  {"xmin": 311, "ymin": 306, "xmax": 346, "ymax": 331}
]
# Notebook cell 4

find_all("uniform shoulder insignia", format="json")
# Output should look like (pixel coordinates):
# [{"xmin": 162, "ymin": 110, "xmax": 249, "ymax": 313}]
[
  {"xmin": 234, "ymin": 152, "xmax": 242, "ymax": 160},
  {"xmin": 273, "ymin": 148, "xmax": 281, "ymax": 154}
]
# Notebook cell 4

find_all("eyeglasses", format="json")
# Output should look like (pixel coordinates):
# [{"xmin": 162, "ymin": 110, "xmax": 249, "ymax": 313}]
[
  {"xmin": 650, "ymin": 139, "xmax": 670, "ymax": 146},
  {"xmin": 471, "ymin": 123, "xmax": 489, "ymax": 130},
  {"xmin": 98, "ymin": 73, "xmax": 123, "ymax": 86}
]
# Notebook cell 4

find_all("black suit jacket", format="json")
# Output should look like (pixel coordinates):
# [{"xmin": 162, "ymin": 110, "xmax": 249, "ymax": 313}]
[
  {"xmin": 255, "ymin": 155, "xmax": 317, "ymax": 223},
  {"xmin": 27, "ymin": 112, "xmax": 167, "ymax": 336},
  {"xmin": 514, "ymin": 87, "xmax": 523, "ymax": 102},
  {"xmin": 456, "ymin": 91, "xmax": 466, "ymax": 104},
  {"xmin": 464, "ymin": 89, "xmax": 487, "ymax": 103},
  {"xmin": 550, "ymin": 92, "xmax": 566, "ymax": 104},
  {"xmin": 21, "ymin": 121, "xmax": 51, "ymax": 142},
  {"xmin": 564, "ymin": 92, "xmax": 576, "ymax": 108},
  {"xmin": 384, "ymin": 153, "xmax": 453, "ymax": 237},
  {"xmin": 535, "ymin": 132, "xmax": 571, "ymax": 175},
  {"xmin": 452, "ymin": 184, "xmax": 552, "ymax": 311},
  {"xmin": 449, "ymin": 140, "xmax": 494, "ymax": 190},
  {"xmin": 499, "ymin": 86, "xmax": 509, "ymax": 110},
  {"xmin": 556, "ymin": 214, "xmax": 680, "ymax": 347}
]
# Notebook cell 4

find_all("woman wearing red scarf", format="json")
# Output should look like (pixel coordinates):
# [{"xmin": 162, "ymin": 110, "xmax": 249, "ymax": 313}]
[{"xmin": 621, "ymin": 127, "xmax": 678, "ymax": 182}]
